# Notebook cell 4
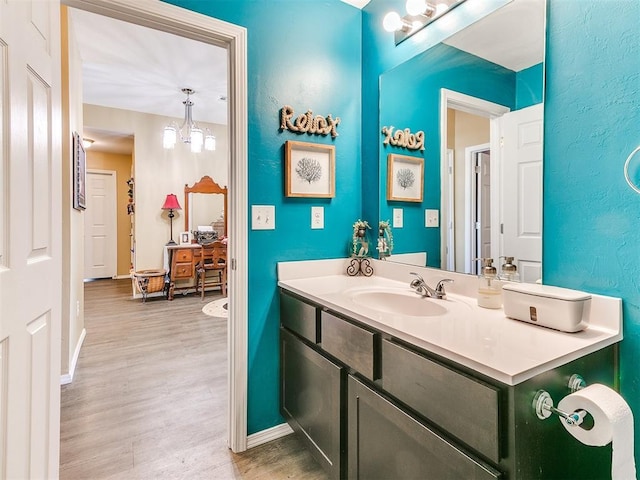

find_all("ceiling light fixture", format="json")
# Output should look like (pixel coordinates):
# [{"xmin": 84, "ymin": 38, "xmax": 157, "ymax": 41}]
[
  {"xmin": 82, "ymin": 138, "xmax": 94, "ymax": 149},
  {"xmin": 163, "ymin": 88, "xmax": 216, "ymax": 153},
  {"xmin": 383, "ymin": 0, "xmax": 466, "ymax": 45}
]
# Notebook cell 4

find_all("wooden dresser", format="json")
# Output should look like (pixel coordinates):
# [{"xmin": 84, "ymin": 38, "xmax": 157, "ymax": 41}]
[
  {"xmin": 167, "ymin": 244, "xmax": 201, "ymax": 300},
  {"xmin": 167, "ymin": 243, "xmax": 227, "ymax": 300}
]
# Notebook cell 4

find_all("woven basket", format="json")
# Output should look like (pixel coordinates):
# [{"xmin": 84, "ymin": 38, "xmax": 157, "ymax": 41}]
[{"xmin": 133, "ymin": 269, "xmax": 166, "ymax": 294}]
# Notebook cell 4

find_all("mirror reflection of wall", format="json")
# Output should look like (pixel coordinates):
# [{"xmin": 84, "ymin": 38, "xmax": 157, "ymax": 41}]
[{"xmin": 378, "ymin": 0, "xmax": 545, "ymax": 282}]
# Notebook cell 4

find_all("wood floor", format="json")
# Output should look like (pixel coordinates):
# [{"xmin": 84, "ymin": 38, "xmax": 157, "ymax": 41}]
[{"xmin": 60, "ymin": 279, "xmax": 328, "ymax": 479}]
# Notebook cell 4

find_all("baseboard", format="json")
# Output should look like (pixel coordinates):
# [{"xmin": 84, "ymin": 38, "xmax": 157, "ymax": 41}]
[
  {"xmin": 246, "ymin": 423, "xmax": 294, "ymax": 449},
  {"xmin": 60, "ymin": 328, "xmax": 86, "ymax": 386},
  {"xmin": 115, "ymin": 274, "xmax": 132, "ymax": 280}
]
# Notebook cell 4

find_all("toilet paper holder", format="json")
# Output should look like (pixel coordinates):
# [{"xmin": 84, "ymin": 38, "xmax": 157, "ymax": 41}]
[{"xmin": 533, "ymin": 374, "xmax": 593, "ymax": 428}]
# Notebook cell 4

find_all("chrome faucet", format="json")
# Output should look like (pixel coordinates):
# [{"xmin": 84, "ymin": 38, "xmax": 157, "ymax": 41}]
[{"xmin": 409, "ymin": 272, "xmax": 454, "ymax": 300}]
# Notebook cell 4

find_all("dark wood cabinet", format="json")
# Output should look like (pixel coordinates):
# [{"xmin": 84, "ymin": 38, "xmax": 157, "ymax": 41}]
[
  {"xmin": 280, "ymin": 327, "xmax": 344, "ymax": 480},
  {"xmin": 279, "ymin": 289, "xmax": 616, "ymax": 480}
]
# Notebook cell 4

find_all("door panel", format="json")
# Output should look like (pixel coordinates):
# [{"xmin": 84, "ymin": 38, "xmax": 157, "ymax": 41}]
[
  {"xmin": 0, "ymin": 1, "xmax": 61, "ymax": 478},
  {"xmin": 501, "ymin": 104, "xmax": 543, "ymax": 283},
  {"xmin": 85, "ymin": 170, "xmax": 117, "ymax": 279}
]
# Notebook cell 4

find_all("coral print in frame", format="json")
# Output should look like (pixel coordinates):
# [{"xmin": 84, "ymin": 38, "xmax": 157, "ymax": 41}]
[
  {"xmin": 387, "ymin": 153, "xmax": 424, "ymax": 202},
  {"xmin": 285, "ymin": 140, "xmax": 335, "ymax": 198}
]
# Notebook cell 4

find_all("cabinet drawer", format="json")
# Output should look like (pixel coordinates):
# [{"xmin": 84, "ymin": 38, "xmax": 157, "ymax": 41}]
[
  {"xmin": 382, "ymin": 339, "xmax": 501, "ymax": 464},
  {"xmin": 321, "ymin": 311, "xmax": 378, "ymax": 381},
  {"xmin": 173, "ymin": 263, "xmax": 193, "ymax": 278},
  {"xmin": 174, "ymin": 249, "xmax": 193, "ymax": 262},
  {"xmin": 348, "ymin": 375, "xmax": 501, "ymax": 480},
  {"xmin": 280, "ymin": 291, "xmax": 318, "ymax": 343}
]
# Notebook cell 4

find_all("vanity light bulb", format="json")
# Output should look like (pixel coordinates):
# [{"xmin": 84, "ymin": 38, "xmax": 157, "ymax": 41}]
[
  {"xmin": 383, "ymin": 11, "xmax": 403, "ymax": 32},
  {"xmin": 435, "ymin": 3, "xmax": 449, "ymax": 16},
  {"xmin": 406, "ymin": 0, "xmax": 426, "ymax": 16}
]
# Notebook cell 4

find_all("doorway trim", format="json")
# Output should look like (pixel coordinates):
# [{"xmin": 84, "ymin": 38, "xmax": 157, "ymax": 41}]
[
  {"xmin": 439, "ymin": 89, "xmax": 509, "ymax": 274},
  {"xmin": 63, "ymin": 0, "xmax": 249, "ymax": 453}
]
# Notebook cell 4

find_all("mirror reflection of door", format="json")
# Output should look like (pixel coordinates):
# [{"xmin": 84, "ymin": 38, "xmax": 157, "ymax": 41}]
[{"xmin": 471, "ymin": 148, "xmax": 491, "ymax": 275}]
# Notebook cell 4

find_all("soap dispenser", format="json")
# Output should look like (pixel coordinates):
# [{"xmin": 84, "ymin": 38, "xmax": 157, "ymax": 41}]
[
  {"xmin": 477, "ymin": 258, "xmax": 502, "ymax": 309},
  {"xmin": 499, "ymin": 256, "xmax": 520, "ymax": 283}
]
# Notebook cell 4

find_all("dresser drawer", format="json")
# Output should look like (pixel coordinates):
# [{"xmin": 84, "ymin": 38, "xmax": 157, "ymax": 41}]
[
  {"xmin": 174, "ymin": 249, "xmax": 193, "ymax": 262},
  {"xmin": 382, "ymin": 339, "xmax": 501, "ymax": 463},
  {"xmin": 173, "ymin": 262, "xmax": 193, "ymax": 278},
  {"xmin": 321, "ymin": 311, "xmax": 378, "ymax": 381},
  {"xmin": 280, "ymin": 291, "xmax": 318, "ymax": 343}
]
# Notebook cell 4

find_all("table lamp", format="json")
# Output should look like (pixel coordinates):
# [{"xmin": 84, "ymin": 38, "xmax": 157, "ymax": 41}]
[{"xmin": 162, "ymin": 193, "xmax": 182, "ymax": 245}]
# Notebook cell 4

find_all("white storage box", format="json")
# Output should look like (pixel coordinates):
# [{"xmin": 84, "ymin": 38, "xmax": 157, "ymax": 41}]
[{"xmin": 502, "ymin": 283, "xmax": 591, "ymax": 333}]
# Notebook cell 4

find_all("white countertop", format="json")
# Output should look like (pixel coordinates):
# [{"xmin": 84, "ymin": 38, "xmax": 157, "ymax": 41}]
[{"xmin": 277, "ymin": 258, "xmax": 622, "ymax": 386}]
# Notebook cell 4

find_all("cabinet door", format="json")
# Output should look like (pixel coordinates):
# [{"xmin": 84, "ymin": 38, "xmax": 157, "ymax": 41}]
[
  {"xmin": 280, "ymin": 328, "xmax": 343, "ymax": 480},
  {"xmin": 347, "ymin": 375, "xmax": 501, "ymax": 480}
]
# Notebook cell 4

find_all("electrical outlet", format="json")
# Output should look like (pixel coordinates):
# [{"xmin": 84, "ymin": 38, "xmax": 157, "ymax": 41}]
[
  {"xmin": 425, "ymin": 209, "xmax": 439, "ymax": 227},
  {"xmin": 393, "ymin": 208, "xmax": 403, "ymax": 228},
  {"xmin": 311, "ymin": 206, "xmax": 324, "ymax": 229},
  {"xmin": 252, "ymin": 205, "xmax": 275, "ymax": 230}
]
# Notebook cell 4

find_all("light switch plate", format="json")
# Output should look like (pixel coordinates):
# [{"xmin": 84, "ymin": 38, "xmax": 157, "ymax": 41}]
[
  {"xmin": 393, "ymin": 208, "xmax": 403, "ymax": 228},
  {"xmin": 252, "ymin": 205, "xmax": 275, "ymax": 230},
  {"xmin": 311, "ymin": 206, "xmax": 324, "ymax": 229},
  {"xmin": 426, "ymin": 209, "xmax": 439, "ymax": 227}
]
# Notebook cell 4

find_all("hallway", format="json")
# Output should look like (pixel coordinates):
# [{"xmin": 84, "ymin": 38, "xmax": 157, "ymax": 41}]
[{"xmin": 60, "ymin": 279, "xmax": 327, "ymax": 479}]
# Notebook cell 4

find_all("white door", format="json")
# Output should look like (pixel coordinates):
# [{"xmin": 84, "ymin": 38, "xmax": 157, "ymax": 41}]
[
  {"xmin": 0, "ymin": 1, "xmax": 62, "ymax": 478},
  {"xmin": 476, "ymin": 151, "xmax": 492, "ymax": 263},
  {"xmin": 501, "ymin": 104, "xmax": 543, "ymax": 283},
  {"xmin": 84, "ymin": 170, "xmax": 117, "ymax": 279}
]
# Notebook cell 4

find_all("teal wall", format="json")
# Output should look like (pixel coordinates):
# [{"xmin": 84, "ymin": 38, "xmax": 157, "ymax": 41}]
[
  {"xmin": 379, "ymin": 44, "xmax": 516, "ymax": 265},
  {"xmin": 544, "ymin": 0, "xmax": 640, "ymax": 464},
  {"xmin": 163, "ymin": 0, "xmax": 362, "ymax": 434},
  {"xmin": 516, "ymin": 63, "xmax": 544, "ymax": 109}
]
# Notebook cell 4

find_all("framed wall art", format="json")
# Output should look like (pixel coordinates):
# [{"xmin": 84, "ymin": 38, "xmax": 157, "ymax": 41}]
[
  {"xmin": 73, "ymin": 131, "xmax": 87, "ymax": 210},
  {"xmin": 285, "ymin": 140, "xmax": 335, "ymax": 198},
  {"xmin": 387, "ymin": 153, "xmax": 424, "ymax": 202}
]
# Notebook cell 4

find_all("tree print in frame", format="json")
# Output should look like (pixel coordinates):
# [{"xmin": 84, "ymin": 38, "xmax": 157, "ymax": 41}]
[
  {"xmin": 387, "ymin": 153, "xmax": 423, "ymax": 202},
  {"xmin": 285, "ymin": 140, "xmax": 335, "ymax": 198}
]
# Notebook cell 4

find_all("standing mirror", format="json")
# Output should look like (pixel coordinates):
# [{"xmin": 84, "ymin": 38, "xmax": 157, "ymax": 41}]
[
  {"xmin": 184, "ymin": 175, "xmax": 228, "ymax": 239},
  {"xmin": 378, "ymin": 0, "xmax": 545, "ymax": 283}
]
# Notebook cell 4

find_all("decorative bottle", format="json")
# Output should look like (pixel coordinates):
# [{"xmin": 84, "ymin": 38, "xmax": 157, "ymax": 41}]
[
  {"xmin": 499, "ymin": 256, "xmax": 520, "ymax": 282},
  {"xmin": 477, "ymin": 258, "xmax": 502, "ymax": 309}
]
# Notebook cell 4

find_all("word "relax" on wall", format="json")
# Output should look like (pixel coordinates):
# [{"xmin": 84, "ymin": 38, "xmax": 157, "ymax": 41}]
[
  {"xmin": 381, "ymin": 126, "xmax": 425, "ymax": 151},
  {"xmin": 280, "ymin": 105, "xmax": 341, "ymax": 138}
]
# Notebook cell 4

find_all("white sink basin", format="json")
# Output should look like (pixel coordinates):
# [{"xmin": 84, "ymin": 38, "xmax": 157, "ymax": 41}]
[{"xmin": 347, "ymin": 287, "xmax": 451, "ymax": 317}]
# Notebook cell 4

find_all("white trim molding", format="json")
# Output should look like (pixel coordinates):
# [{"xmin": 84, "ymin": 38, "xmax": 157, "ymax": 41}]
[
  {"xmin": 247, "ymin": 423, "xmax": 294, "ymax": 449},
  {"xmin": 64, "ymin": 0, "xmax": 249, "ymax": 453},
  {"xmin": 60, "ymin": 328, "xmax": 86, "ymax": 385}
]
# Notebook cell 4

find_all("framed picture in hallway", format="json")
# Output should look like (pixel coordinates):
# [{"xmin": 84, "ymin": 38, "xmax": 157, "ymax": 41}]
[
  {"xmin": 284, "ymin": 140, "xmax": 335, "ymax": 198},
  {"xmin": 73, "ymin": 132, "xmax": 87, "ymax": 210}
]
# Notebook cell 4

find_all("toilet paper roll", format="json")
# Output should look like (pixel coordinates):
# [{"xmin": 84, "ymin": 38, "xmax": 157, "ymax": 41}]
[{"xmin": 558, "ymin": 384, "xmax": 636, "ymax": 480}]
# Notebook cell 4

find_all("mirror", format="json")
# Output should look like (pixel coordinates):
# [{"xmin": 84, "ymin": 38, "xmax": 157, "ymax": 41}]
[
  {"xmin": 378, "ymin": 0, "xmax": 545, "ymax": 282},
  {"xmin": 184, "ymin": 175, "xmax": 228, "ymax": 238}
]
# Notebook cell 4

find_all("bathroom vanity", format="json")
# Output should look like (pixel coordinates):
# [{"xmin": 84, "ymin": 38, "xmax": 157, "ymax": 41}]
[{"xmin": 278, "ymin": 259, "xmax": 623, "ymax": 480}]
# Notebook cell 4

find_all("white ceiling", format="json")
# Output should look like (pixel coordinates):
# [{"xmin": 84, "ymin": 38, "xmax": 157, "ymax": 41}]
[
  {"xmin": 443, "ymin": 0, "xmax": 545, "ymax": 71},
  {"xmin": 69, "ymin": 8, "xmax": 228, "ymax": 126},
  {"xmin": 70, "ymin": 0, "xmax": 543, "ymax": 153}
]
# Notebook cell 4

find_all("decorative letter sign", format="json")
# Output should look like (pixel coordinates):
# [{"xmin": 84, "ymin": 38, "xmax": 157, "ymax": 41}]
[
  {"xmin": 381, "ymin": 126, "xmax": 425, "ymax": 151},
  {"xmin": 280, "ymin": 105, "xmax": 341, "ymax": 138}
]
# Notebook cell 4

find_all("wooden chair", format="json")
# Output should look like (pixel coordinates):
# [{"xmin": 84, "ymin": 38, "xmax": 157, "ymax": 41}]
[{"xmin": 197, "ymin": 241, "xmax": 227, "ymax": 300}]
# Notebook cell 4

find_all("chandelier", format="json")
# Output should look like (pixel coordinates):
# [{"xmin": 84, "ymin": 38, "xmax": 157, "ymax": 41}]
[{"xmin": 163, "ymin": 88, "xmax": 216, "ymax": 153}]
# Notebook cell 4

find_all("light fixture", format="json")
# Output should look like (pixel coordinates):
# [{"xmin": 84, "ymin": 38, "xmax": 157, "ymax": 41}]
[
  {"xmin": 383, "ymin": 0, "xmax": 466, "ymax": 45},
  {"xmin": 161, "ymin": 193, "xmax": 182, "ymax": 246},
  {"xmin": 163, "ymin": 88, "xmax": 210, "ymax": 153},
  {"xmin": 82, "ymin": 138, "xmax": 94, "ymax": 149}
]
